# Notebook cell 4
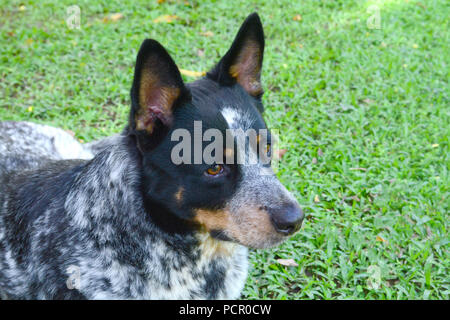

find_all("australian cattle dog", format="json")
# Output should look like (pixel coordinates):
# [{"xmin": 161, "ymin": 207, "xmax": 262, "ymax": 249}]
[{"xmin": 0, "ymin": 13, "xmax": 304, "ymax": 299}]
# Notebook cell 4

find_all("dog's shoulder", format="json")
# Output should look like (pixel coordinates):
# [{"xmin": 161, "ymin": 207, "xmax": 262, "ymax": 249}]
[
  {"xmin": 3, "ymin": 159, "xmax": 87, "ymax": 208},
  {"xmin": 0, "ymin": 160, "xmax": 87, "ymax": 247},
  {"xmin": 0, "ymin": 158, "xmax": 90, "ymax": 299}
]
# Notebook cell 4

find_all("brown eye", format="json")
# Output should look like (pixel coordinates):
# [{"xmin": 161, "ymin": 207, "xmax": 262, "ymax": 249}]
[{"xmin": 206, "ymin": 164, "xmax": 223, "ymax": 176}]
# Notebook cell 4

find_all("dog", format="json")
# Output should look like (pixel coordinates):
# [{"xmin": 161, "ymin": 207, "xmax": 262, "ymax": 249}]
[
  {"xmin": 0, "ymin": 121, "xmax": 94, "ymax": 175},
  {"xmin": 0, "ymin": 13, "xmax": 304, "ymax": 299}
]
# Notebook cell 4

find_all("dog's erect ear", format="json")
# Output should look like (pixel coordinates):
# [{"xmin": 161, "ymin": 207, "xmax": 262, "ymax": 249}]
[
  {"xmin": 207, "ymin": 13, "xmax": 264, "ymax": 97},
  {"xmin": 130, "ymin": 39, "xmax": 189, "ymax": 149}
]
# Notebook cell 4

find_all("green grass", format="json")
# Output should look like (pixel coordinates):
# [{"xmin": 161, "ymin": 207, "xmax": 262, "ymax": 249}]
[{"xmin": 0, "ymin": 0, "xmax": 448, "ymax": 299}]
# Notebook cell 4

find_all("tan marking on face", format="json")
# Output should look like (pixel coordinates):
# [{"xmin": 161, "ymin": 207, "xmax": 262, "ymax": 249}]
[
  {"xmin": 194, "ymin": 205, "xmax": 282, "ymax": 249},
  {"xmin": 175, "ymin": 186, "xmax": 184, "ymax": 204},
  {"xmin": 229, "ymin": 40, "xmax": 263, "ymax": 97},
  {"xmin": 194, "ymin": 208, "xmax": 230, "ymax": 231}
]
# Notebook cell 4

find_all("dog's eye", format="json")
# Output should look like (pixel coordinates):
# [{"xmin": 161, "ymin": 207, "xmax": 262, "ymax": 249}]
[{"xmin": 206, "ymin": 164, "xmax": 224, "ymax": 176}]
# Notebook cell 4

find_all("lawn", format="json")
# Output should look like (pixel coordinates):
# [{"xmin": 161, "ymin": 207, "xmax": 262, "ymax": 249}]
[{"xmin": 0, "ymin": 0, "xmax": 448, "ymax": 299}]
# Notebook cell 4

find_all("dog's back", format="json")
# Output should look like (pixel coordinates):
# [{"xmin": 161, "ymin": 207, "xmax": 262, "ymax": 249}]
[{"xmin": 0, "ymin": 121, "xmax": 93, "ymax": 176}]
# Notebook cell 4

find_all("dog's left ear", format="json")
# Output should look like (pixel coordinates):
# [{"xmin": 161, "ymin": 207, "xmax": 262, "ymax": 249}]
[
  {"xmin": 129, "ymin": 39, "xmax": 189, "ymax": 150},
  {"xmin": 208, "ymin": 13, "xmax": 265, "ymax": 97}
]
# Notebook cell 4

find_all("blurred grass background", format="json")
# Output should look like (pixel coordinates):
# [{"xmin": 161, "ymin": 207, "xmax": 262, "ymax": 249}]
[{"xmin": 0, "ymin": 0, "xmax": 448, "ymax": 299}]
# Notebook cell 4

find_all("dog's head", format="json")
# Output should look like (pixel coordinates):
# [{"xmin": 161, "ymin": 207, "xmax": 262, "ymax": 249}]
[{"xmin": 128, "ymin": 13, "xmax": 303, "ymax": 249}]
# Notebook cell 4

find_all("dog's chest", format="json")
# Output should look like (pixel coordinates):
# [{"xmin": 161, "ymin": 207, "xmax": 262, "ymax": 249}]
[
  {"xmin": 148, "ymin": 245, "xmax": 248, "ymax": 299},
  {"xmin": 82, "ymin": 240, "xmax": 249, "ymax": 300}
]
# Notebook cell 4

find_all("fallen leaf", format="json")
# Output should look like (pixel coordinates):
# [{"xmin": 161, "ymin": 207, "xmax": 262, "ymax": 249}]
[
  {"xmin": 110, "ymin": 13, "xmax": 124, "ymax": 21},
  {"xmin": 153, "ymin": 14, "xmax": 179, "ymax": 23},
  {"xmin": 102, "ymin": 13, "xmax": 124, "ymax": 23},
  {"xmin": 386, "ymin": 278, "xmax": 399, "ymax": 287},
  {"xmin": 179, "ymin": 69, "xmax": 205, "ymax": 77},
  {"xmin": 65, "ymin": 130, "xmax": 76, "ymax": 137},
  {"xmin": 197, "ymin": 49, "xmax": 205, "ymax": 57},
  {"xmin": 277, "ymin": 149, "xmax": 287, "ymax": 159},
  {"xmin": 277, "ymin": 259, "xmax": 298, "ymax": 267},
  {"xmin": 200, "ymin": 31, "xmax": 214, "ymax": 37},
  {"xmin": 25, "ymin": 38, "xmax": 34, "ymax": 45},
  {"xmin": 376, "ymin": 235, "xmax": 387, "ymax": 243},
  {"xmin": 293, "ymin": 14, "xmax": 302, "ymax": 21},
  {"xmin": 416, "ymin": 2, "xmax": 426, "ymax": 9},
  {"xmin": 337, "ymin": 104, "xmax": 356, "ymax": 112},
  {"xmin": 317, "ymin": 148, "xmax": 324, "ymax": 157}
]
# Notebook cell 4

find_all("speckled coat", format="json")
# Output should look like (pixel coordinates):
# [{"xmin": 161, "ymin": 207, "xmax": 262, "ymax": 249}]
[{"xmin": 0, "ymin": 131, "xmax": 248, "ymax": 299}]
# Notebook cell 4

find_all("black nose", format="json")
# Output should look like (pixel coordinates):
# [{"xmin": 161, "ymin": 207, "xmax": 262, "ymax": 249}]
[{"xmin": 269, "ymin": 204, "xmax": 304, "ymax": 235}]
